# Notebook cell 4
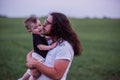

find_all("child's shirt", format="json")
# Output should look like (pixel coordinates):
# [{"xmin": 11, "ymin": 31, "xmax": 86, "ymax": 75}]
[{"xmin": 33, "ymin": 34, "xmax": 48, "ymax": 58}]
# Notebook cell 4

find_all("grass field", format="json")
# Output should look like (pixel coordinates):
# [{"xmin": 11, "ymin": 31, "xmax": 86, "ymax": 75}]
[{"xmin": 0, "ymin": 18, "xmax": 120, "ymax": 80}]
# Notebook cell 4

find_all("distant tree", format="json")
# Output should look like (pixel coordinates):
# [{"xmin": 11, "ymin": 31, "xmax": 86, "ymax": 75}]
[
  {"xmin": 84, "ymin": 16, "xmax": 90, "ymax": 19},
  {"xmin": 0, "ymin": 15, "xmax": 7, "ymax": 18},
  {"xmin": 103, "ymin": 16, "xmax": 110, "ymax": 19}
]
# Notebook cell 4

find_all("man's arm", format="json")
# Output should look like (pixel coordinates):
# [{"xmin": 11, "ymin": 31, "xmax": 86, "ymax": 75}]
[
  {"xmin": 26, "ymin": 55, "xmax": 70, "ymax": 80},
  {"xmin": 36, "ymin": 59, "xmax": 70, "ymax": 80}
]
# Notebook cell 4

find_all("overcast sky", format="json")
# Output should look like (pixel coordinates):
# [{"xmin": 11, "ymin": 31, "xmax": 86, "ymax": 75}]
[{"xmin": 0, "ymin": 0, "xmax": 120, "ymax": 18}]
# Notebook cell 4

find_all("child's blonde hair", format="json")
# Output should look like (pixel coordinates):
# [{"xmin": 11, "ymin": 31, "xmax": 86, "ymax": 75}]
[{"xmin": 24, "ymin": 16, "xmax": 38, "ymax": 30}]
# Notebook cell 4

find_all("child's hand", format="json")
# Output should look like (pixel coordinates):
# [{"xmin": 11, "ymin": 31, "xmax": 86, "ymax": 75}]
[{"xmin": 50, "ymin": 41, "xmax": 58, "ymax": 49}]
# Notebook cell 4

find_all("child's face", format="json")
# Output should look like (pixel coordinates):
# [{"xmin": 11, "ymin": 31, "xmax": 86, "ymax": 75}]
[{"xmin": 30, "ymin": 19, "xmax": 43, "ymax": 34}]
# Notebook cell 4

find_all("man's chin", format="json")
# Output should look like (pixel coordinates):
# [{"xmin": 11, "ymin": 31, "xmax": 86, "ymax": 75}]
[{"xmin": 44, "ymin": 34, "xmax": 50, "ymax": 36}]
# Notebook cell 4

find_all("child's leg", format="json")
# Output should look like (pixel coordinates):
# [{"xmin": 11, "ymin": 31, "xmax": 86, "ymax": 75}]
[
  {"xmin": 29, "ymin": 75, "xmax": 36, "ymax": 80},
  {"xmin": 21, "ymin": 69, "xmax": 31, "ymax": 80}
]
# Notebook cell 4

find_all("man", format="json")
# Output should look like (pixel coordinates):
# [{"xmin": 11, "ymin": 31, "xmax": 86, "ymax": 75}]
[{"xmin": 26, "ymin": 12, "xmax": 82, "ymax": 80}]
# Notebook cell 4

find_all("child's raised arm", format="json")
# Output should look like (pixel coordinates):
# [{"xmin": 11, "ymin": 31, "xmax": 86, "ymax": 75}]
[{"xmin": 37, "ymin": 41, "xmax": 58, "ymax": 51}]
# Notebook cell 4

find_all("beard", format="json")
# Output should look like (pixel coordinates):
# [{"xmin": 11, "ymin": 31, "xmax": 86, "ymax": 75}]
[
  {"xmin": 44, "ymin": 30, "xmax": 51, "ymax": 36},
  {"xmin": 44, "ymin": 32, "xmax": 51, "ymax": 36}
]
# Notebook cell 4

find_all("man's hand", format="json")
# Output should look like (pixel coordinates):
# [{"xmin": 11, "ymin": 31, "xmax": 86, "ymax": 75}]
[{"xmin": 30, "ymin": 69, "xmax": 41, "ymax": 78}]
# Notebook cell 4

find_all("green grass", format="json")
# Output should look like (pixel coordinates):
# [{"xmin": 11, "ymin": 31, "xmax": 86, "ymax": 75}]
[{"xmin": 0, "ymin": 18, "xmax": 120, "ymax": 80}]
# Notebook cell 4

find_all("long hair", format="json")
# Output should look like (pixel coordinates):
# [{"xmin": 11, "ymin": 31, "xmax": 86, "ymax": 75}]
[{"xmin": 50, "ymin": 12, "xmax": 82, "ymax": 56}]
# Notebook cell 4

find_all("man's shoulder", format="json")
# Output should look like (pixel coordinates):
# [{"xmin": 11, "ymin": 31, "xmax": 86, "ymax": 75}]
[
  {"xmin": 58, "ymin": 41, "xmax": 72, "ymax": 51},
  {"xmin": 59, "ymin": 41, "xmax": 70, "ymax": 47}
]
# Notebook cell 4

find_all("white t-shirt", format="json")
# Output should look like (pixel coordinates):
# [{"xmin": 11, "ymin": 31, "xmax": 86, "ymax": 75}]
[{"xmin": 37, "ymin": 40, "xmax": 74, "ymax": 80}]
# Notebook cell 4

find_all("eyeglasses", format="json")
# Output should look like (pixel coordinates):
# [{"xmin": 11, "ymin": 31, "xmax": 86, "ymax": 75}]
[{"xmin": 44, "ymin": 20, "xmax": 52, "ymax": 26}]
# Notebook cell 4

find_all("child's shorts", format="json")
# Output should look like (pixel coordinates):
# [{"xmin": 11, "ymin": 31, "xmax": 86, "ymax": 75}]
[{"xmin": 27, "ymin": 52, "xmax": 45, "ymax": 75}]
